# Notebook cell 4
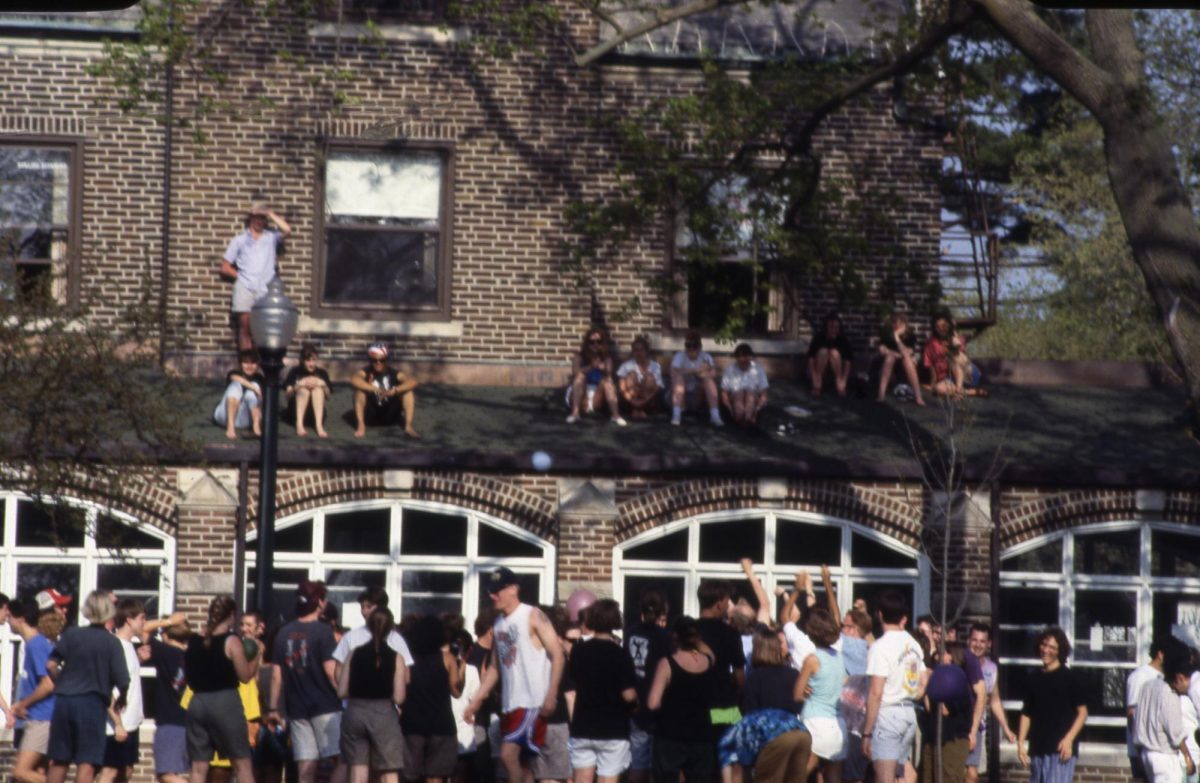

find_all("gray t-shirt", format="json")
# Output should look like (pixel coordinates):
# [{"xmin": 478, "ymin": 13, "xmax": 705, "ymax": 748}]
[
  {"xmin": 271, "ymin": 620, "xmax": 340, "ymax": 720},
  {"xmin": 50, "ymin": 624, "xmax": 130, "ymax": 699}
]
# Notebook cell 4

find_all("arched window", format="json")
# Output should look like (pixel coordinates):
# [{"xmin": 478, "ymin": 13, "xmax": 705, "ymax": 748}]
[
  {"xmin": 0, "ymin": 494, "xmax": 176, "ymax": 726},
  {"xmin": 246, "ymin": 500, "xmax": 555, "ymax": 630},
  {"xmin": 998, "ymin": 521, "xmax": 1200, "ymax": 745},
  {"xmin": 614, "ymin": 510, "xmax": 929, "ymax": 621}
]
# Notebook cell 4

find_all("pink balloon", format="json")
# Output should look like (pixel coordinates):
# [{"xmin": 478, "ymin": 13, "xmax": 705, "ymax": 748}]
[{"xmin": 565, "ymin": 589, "xmax": 597, "ymax": 624}]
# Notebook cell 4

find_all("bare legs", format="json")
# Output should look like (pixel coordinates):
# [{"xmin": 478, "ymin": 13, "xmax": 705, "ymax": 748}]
[
  {"xmin": 499, "ymin": 742, "xmax": 532, "ymax": 783},
  {"xmin": 13, "ymin": 751, "xmax": 48, "ymax": 783},
  {"xmin": 294, "ymin": 386, "xmax": 329, "ymax": 438},
  {"xmin": 236, "ymin": 313, "xmax": 253, "ymax": 353},
  {"xmin": 619, "ymin": 375, "xmax": 661, "ymax": 420},
  {"xmin": 354, "ymin": 390, "xmax": 418, "ymax": 438},
  {"xmin": 568, "ymin": 375, "xmax": 625, "ymax": 424},
  {"xmin": 876, "ymin": 347, "xmax": 925, "ymax": 406},
  {"xmin": 721, "ymin": 390, "xmax": 766, "ymax": 426},
  {"xmin": 809, "ymin": 349, "xmax": 851, "ymax": 397},
  {"xmin": 671, "ymin": 375, "xmax": 720, "ymax": 425}
]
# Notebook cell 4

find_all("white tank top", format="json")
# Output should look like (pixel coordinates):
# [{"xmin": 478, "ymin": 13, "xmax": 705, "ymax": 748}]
[{"xmin": 494, "ymin": 603, "xmax": 552, "ymax": 712}]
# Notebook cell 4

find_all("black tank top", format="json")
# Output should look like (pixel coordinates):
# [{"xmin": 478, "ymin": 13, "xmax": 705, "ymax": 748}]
[
  {"xmin": 348, "ymin": 641, "xmax": 397, "ymax": 700},
  {"xmin": 655, "ymin": 653, "xmax": 715, "ymax": 740},
  {"xmin": 185, "ymin": 633, "xmax": 239, "ymax": 693}
]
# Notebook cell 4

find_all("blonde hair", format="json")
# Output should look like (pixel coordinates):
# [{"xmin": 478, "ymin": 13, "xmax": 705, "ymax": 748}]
[{"xmin": 81, "ymin": 590, "xmax": 115, "ymax": 625}]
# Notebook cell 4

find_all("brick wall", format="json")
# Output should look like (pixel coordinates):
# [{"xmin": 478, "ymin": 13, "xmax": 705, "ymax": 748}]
[{"xmin": 0, "ymin": 2, "xmax": 943, "ymax": 377}]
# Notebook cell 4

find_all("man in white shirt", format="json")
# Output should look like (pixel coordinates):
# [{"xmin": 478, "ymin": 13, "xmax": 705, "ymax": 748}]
[
  {"xmin": 1128, "ymin": 639, "xmax": 1177, "ymax": 778},
  {"xmin": 99, "ymin": 599, "xmax": 146, "ymax": 783},
  {"xmin": 861, "ymin": 589, "xmax": 925, "ymax": 783},
  {"xmin": 669, "ymin": 331, "xmax": 723, "ymax": 427},
  {"xmin": 1134, "ymin": 647, "xmax": 1196, "ymax": 783}
]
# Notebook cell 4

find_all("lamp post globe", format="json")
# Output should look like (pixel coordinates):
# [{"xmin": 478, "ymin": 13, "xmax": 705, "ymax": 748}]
[{"xmin": 249, "ymin": 276, "xmax": 297, "ymax": 622}]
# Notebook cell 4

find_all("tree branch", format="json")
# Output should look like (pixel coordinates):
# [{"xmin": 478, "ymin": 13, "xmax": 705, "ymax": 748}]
[
  {"xmin": 969, "ymin": 0, "xmax": 1113, "ymax": 118},
  {"xmin": 574, "ymin": 0, "xmax": 747, "ymax": 66},
  {"xmin": 784, "ymin": 2, "xmax": 977, "ymax": 157}
]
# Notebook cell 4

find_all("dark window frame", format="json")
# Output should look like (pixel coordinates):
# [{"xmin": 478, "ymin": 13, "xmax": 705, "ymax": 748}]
[
  {"xmin": 662, "ymin": 175, "xmax": 788, "ymax": 338},
  {"xmin": 315, "ymin": 0, "xmax": 448, "ymax": 25},
  {"xmin": 0, "ymin": 136, "xmax": 84, "ymax": 307},
  {"xmin": 313, "ymin": 138, "xmax": 455, "ymax": 321}
]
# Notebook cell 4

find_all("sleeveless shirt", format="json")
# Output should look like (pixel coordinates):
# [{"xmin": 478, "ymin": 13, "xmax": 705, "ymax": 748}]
[
  {"xmin": 801, "ymin": 647, "xmax": 846, "ymax": 720},
  {"xmin": 185, "ymin": 633, "xmax": 239, "ymax": 693},
  {"xmin": 493, "ymin": 603, "xmax": 552, "ymax": 712}
]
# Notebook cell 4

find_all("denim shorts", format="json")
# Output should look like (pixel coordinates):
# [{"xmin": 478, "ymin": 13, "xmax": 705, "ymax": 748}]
[
  {"xmin": 1030, "ymin": 754, "xmax": 1077, "ymax": 783},
  {"xmin": 629, "ymin": 724, "xmax": 653, "ymax": 771},
  {"xmin": 869, "ymin": 703, "xmax": 916, "ymax": 765},
  {"xmin": 290, "ymin": 711, "xmax": 342, "ymax": 762}
]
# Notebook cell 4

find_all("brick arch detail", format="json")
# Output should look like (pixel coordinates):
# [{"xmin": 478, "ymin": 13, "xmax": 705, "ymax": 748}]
[
  {"xmin": 272, "ymin": 470, "xmax": 557, "ymax": 541},
  {"xmin": 616, "ymin": 479, "xmax": 923, "ymax": 549},
  {"xmin": 26, "ymin": 472, "xmax": 179, "ymax": 535},
  {"xmin": 1000, "ymin": 489, "xmax": 1200, "ymax": 550},
  {"xmin": 998, "ymin": 490, "xmax": 1139, "ymax": 550}
]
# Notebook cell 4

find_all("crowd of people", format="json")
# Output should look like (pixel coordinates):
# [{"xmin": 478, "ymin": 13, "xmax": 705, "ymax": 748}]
[{"xmin": 5, "ymin": 556, "xmax": 1165, "ymax": 783}]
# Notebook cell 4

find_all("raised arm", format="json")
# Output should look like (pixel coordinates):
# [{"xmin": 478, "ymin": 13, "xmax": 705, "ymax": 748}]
[
  {"xmin": 820, "ymin": 564, "xmax": 840, "ymax": 619},
  {"xmin": 740, "ymin": 558, "xmax": 773, "ymax": 626},
  {"xmin": 266, "ymin": 209, "xmax": 291, "ymax": 238}
]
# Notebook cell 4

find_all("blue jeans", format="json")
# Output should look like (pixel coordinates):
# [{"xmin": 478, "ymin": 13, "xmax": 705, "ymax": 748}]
[{"xmin": 213, "ymin": 381, "xmax": 260, "ymax": 428}]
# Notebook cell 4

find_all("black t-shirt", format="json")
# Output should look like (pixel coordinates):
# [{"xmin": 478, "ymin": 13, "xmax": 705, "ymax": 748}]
[
  {"xmin": 807, "ymin": 331, "xmax": 854, "ymax": 360},
  {"xmin": 879, "ymin": 326, "xmax": 917, "ymax": 352},
  {"xmin": 568, "ymin": 638, "xmax": 638, "ymax": 740},
  {"xmin": 284, "ymin": 366, "xmax": 332, "ymax": 393},
  {"xmin": 625, "ymin": 621, "xmax": 674, "ymax": 729},
  {"xmin": 696, "ymin": 617, "xmax": 745, "ymax": 709},
  {"xmin": 271, "ymin": 620, "xmax": 340, "ymax": 720},
  {"xmin": 1021, "ymin": 665, "xmax": 1087, "ymax": 757},
  {"xmin": 148, "ymin": 639, "xmax": 188, "ymax": 726},
  {"xmin": 741, "ymin": 665, "xmax": 800, "ymax": 715},
  {"xmin": 226, "ymin": 369, "xmax": 266, "ymax": 388},
  {"xmin": 363, "ymin": 365, "xmax": 401, "ymax": 403},
  {"xmin": 401, "ymin": 651, "xmax": 456, "ymax": 737}
]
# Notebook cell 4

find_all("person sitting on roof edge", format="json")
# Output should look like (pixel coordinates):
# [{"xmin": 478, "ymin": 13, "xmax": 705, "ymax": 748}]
[
  {"xmin": 213, "ymin": 349, "xmax": 264, "ymax": 440},
  {"xmin": 351, "ymin": 343, "xmax": 420, "ymax": 439},
  {"xmin": 616, "ymin": 335, "xmax": 663, "ymax": 421},
  {"xmin": 721, "ymin": 343, "xmax": 769, "ymax": 428},
  {"xmin": 566, "ymin": 326, "xmax": 626, "ymax": 427}
]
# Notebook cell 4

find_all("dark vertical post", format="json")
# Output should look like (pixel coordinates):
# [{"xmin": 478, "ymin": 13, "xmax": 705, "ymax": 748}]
[{"xmin": 254, "ymin": 349, "xmax": 284, "ymax": 622}]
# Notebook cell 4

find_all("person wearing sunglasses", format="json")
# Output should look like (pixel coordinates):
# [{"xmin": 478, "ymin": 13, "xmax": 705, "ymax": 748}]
[
  {"xmin": 350, "ymin": 343, "xmax": 420, "ymax": 439},
  {"xmin": 669, "ymin": 331, "xmax": 722, "ymax": 427},
  {"xmin": 566, "ymin": 327, "xmax": 626, "ymax": 426}
]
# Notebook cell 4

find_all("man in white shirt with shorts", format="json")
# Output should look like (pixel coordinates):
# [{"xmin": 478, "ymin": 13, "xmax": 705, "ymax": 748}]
[{"xmin": 861, "ymin": 589, "xmax": 925, "ymax": 783}]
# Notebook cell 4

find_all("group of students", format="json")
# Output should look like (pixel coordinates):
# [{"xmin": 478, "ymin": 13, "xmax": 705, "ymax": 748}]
[
  {"xmin": 2, "ymin": 565, "xmax": 1123, "ymax": 783},
  {"xmin": 566, "ymin": 328, "xmax": 769, "ymax": 428},
  {"xmin": 213, "ymin": 342, "xmax": 420, "ymax": 441},
  {"xmin": 806, "ymin": 312, "xmax": 988, "ymax": 407}
]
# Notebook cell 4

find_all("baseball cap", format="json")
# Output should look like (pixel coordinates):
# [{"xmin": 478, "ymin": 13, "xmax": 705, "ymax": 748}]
[
  {"xmin": 486, "ymin": 567, "xmax": 520, "ymax": 595},
  {"xmin": 35, "ymin": 589, "xmax": 72, "ymax": 611},
  {"xmin": 367, "ymin": 342, "xmax": 389, "ymax": 360}
]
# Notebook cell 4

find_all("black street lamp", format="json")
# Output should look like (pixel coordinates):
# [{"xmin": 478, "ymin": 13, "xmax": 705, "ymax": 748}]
[{"xmin": 249, "ymin": 276, "xmax": 299, "ymax": 622}]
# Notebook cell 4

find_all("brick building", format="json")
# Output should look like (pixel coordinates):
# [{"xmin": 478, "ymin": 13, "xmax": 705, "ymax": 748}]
[{"xmin": 0, "ymin": 3, "xmax": 1195, "ymax": 782}]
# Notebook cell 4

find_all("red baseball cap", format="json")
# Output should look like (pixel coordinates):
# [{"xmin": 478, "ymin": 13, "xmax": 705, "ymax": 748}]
[{"xmin": 35, "ymin": 589, "xmax": 73, "ymax": 611}]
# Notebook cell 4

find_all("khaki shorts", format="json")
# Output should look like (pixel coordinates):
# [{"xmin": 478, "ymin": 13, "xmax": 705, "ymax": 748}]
[
  {"xmin": 341, "ymin": 700, "xmax": 405, "ymax": 772},
  {"xmin": 290, "ymin": 712, "xmax": 343, "ymax": 762},
  {"xmin": 19, "ymin": 720, "xmax": 51, "ymax": 755}
]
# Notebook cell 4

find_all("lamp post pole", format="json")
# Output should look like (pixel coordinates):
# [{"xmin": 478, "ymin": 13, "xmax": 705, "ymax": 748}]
[
  {"xmin": 254, "ymin": 346, "xmax": 284, "ymax": 621},
  {"xmin": 249, "ymin": 276, "xmax": 298, "ymax": 623}
]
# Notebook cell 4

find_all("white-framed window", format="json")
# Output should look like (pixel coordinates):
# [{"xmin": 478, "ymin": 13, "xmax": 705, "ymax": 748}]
[
  {"xmin": 614, "ymin": 510, "xmax": 929, "ymax": 622},
  {"xmin": 0, "ymin": 494, "xmax": 176, "ymax": 733},
  {"xmin": 997, "ymin": 521, "xmax": 1200, "ymax": 745},
  {"xmin": 246, "ymin": 500, "xmax": 555, "ymax": 631}
]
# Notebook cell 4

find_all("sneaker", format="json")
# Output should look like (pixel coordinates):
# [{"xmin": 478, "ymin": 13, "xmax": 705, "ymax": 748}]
[
  {"xmin": 710, "ymin": 415, "xmax": 725, "ymax": 427},
  {"xmin": 893, "ymin": 383, "xmax": 914, "ymax": 400},
  {"xmin": 612, "ymin": 416, "xmax": 628, "ymax": 427},
  {"xmin": 671, "ymin": 416, "xmax": 681, "ymax": 426},
  {"xmin": 565, "ymin": 414, "xmax": 580, "ymax": 424}
]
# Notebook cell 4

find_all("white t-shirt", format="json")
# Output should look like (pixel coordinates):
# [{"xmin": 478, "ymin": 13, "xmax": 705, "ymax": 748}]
[
  {"xmin": 616, "ymin": 358, "xmax": 663, "ymax": 387},
  {"xmin": 452, "ymin": 662, "xmax": 482, "ymax": 753},
  {"xmin": 1126, "ymin": 663, "xmax": 1163, "ymax": 756},
  {"xmin": 721, "ymin": 361, "xmax": 769, "ymax": 393},
  {"xmin": 332, "ymin": 625, "xmax": 415, "ymax": 667},
  {"xmin": 784, "ymin": 621, "xmax": 816, "ymax": 670},
  {"xmin": 865, "ymin": 629, "xmax": 925, "ymax": 707},
  {"xmin": 108, "ymin": 637, "xmax": 144, "ymax": 734},
  {"xmin": 670, "ymin": 351, "xmax": 715, "ymax": 391}
]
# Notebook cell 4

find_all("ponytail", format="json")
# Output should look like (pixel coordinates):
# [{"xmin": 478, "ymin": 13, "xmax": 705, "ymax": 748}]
[{"xmin": 205, "ymin": 596, "xmax": 237, "ymax": 647}]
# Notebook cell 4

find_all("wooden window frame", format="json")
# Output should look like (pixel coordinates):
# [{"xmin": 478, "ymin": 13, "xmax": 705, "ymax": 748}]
[
  {"xmin": 313, "ymin": 138, "xmax": 455, "ymax": 322},
  {"xmin": 0, "ymin": 136, "xmax": 84, "ymax": 307}
]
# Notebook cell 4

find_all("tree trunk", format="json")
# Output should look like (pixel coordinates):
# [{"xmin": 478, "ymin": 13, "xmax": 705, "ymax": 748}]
[{"xmin": 1099, "ymin": 112, "xmax": 1200, "ymax": 405}]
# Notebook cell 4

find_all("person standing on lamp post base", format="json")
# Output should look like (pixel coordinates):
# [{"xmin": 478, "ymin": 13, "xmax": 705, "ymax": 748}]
[
  {"xmin": 462, "ymin": 568, "xmax": 566, "ymax": 783},
  {"xmin": 220, "ymin": 202, "xmax": 291, "ymax": 353}
]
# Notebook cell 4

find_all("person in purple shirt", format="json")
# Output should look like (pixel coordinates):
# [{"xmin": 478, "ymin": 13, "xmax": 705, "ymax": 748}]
[{"xmin": 219, "ymin": 202, "xmax": 291, "ymax": 352}]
